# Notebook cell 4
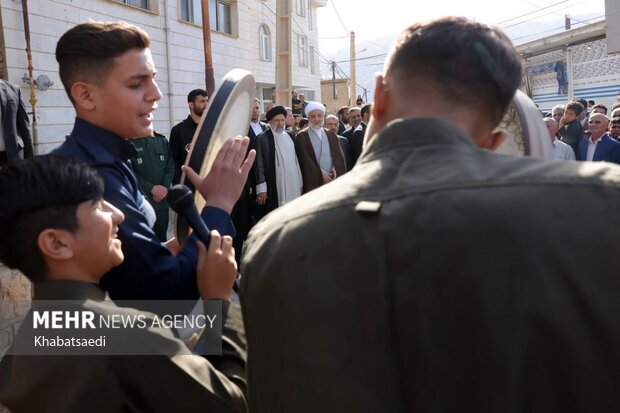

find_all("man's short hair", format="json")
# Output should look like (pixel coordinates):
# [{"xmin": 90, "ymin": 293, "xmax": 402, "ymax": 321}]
[
  {"xmin": 588, "ymin": 100, "xmax": 595, "ymax": 105},
  {"xmin": 325, "ymin": 114, "xmax": 339, "ymax": 121},
  {"xmin": 592, "ymin": 104, "xmax": 608, "ymax": 114},
  {"xmin": 552, "ymin": 104, "xmax": 565, "ymax": 112},
  {"xmin": 384, "ymin": 17, "xmax": 522, "ymax": 126},
  {"xmin": 56, "ymin": 21, "xmax": 151, "ymax": 104},
  {"xmin": 337, "ymin": 106, "xmax": 350, "ymax": 116},
  {"xmin": 543, "ymin": 117, "xmax": 558, "ymax": 129},
  {"xmin": 566, "ymin": 100, "xmax": 585, "ymax": 116},
  {"xmin": 0, "ymin": 155, "xmax": 104, "ymax": 282},
  {"xmin": 361, "ymin": 103, "xmax": 372, "ymax": 118},
  {"xmin": 187, "ymin": 88, "xmax": 208, "ymax": 103},
  {"xmin": 348, "ymin": 107, "xmax": 361, "ymax": 114},
  {"xmin": 611, "ymin": 116, "xmax": 620, "ymax": 126}
]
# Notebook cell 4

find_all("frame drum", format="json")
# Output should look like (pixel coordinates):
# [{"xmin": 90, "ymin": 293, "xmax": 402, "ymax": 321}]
[{"xmin": 174, "ymin": 69, "xmax": 256, "ymax": 245}]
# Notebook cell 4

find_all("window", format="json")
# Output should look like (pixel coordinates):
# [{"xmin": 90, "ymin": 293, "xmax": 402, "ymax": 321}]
[
  {"xmin": 123, "ymin": 0, "xmax": 148, "ymax": 8},
  {"xmin": 296, "ymin": 0, "xmax": 307, "ymax": 17},
  {"xmin": 209, "ymin": 0, "xmax": 232, "ymax": 34},
  {"xmin": 180, "ymin": 0, "xmax": 202, "ymax": 25},
  {"xmin": 114, "ymin": 0, "xmax": 157, "ymax": 12},
  {"xmin": 259, "ymin": 24, "xmax": 272, "ymax": 62},
  {"xmin": 309, "ymin": 46, "xmax": 315, "ymax": 73},
  {"xmin": 298, "ymin": 35, "xmax": 308, "ymax": 67},
  {"xmin": 308, "ymin": 5, "xmax": 313, "ymax": 30}
]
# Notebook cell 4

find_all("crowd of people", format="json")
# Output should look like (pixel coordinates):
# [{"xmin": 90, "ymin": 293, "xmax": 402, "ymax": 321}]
[
  {"xmin": 1, "ymin": 15, "xmax": 620, "ymax": 413},
  {"xmin": 543, "ymin": 98, "xmax": 620, "ymax": 162}
]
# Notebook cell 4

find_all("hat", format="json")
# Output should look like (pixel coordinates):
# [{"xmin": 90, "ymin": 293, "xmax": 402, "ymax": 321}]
[
  {"xmin": 266, "ymin": 106, "xmax": 287, "ymax": 122},
  {"xmin": 305, "ymin": 101, "xmax": 325, "ymax": 117}
]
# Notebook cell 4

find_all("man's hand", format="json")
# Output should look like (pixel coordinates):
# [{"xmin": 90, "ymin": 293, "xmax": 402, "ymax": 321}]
[
  {"xmin": 151, "ymin": 185, "xmax": 168, "ymax": 203},
  {"xmin": 196, "ymin": 230, "xmax": 237, "ymax": 301},
  {"xmin": 182, "ymin": 136, "xmax": 256, "ymax": 214},
  {"xmin": 322, "ymin": 171, "xmax": 333, "ymax": 184},
  {"xmin": 256, "ymin": 192, "xmax": 268, "ymax": 205}
]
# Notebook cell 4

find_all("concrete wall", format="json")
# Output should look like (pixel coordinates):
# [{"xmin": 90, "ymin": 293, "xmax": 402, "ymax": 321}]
[
  {"xmin": 321, "ymin": 78, "xmax": 349, "ymax": 115},
  {"xmin": 0, "ymin": 0, "xmax": 323, "ymax": 153},
  {"xmin": 0, "ymin": 266, "xmax": 31, "ymax": 358}
]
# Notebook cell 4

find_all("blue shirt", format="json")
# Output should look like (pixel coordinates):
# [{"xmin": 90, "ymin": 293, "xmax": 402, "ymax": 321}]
[{"xmin": 52, "ymin": 118, "xmax": 235, "ymax": 302}]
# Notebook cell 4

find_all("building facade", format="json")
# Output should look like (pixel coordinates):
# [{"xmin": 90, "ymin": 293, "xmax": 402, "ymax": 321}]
[
  {"xmin": 0, "ymin": 0, "xmax": 325, "ymax": 154},
  {"xmin": 518, "ymin": 21, "xmax": 620, "ymax": 111},
  {"xmin": 321, "ymin": 77, "xmax": 349, "ymax": 115}
]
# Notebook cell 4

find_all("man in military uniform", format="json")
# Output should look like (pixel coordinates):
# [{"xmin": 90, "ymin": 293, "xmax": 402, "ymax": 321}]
[{"xmin": 130, "ymin": 131, "xmax": 175, "ymax": 241}]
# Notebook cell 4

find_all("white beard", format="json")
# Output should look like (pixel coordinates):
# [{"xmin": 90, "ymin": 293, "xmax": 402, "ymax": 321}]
[{"xmin": 310, "ymin": 122, "xmax": 324, "ymax": 131}]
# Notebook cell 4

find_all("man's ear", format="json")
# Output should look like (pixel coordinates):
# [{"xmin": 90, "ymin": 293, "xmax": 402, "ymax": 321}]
[
  {"xmin": 37, "ymin": 229, "xmax": 75, "ymax": 262},
  {"xmin": 478, "ymin": 130, "xmax": 507, "ymax": 151},
  {"xmin": 371, "ymin": 73, "xmax": 387, "ymax": 123},
  {"xmin": 70, "ymin": 81, "xmax": 97, "ymax": 112},
  {"xmin": 365, "ymin": 73, "xmax": 389, "ymax": 145}
]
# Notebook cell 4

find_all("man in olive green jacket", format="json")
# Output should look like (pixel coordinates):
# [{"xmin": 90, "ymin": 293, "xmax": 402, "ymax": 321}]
[
  {"xmin": 241, "ymin": 17, "xmax": 620, "ymax": 413},
  {"xmin": 131, "ymin": 131, "xmax": 175, "ymax": 241}
]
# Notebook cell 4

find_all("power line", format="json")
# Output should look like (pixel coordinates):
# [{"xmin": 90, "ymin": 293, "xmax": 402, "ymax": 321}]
[
  {"xmin": 512, "ymin": 13, "xmax": 607, "ymax": 42},
  {"xmin": 335, "ymin": 53, "xmax": 387, "ymax": 63},
  {"xmin": 319, "ymin": 35, "xmax": 349, "ymax": 40},
  {"xmin": 502, "ymin": 0, "xmax": 591, "ymax": 29},
  {"xmin": 497, "ymin": 0, "xmax": 568, "ymax": 25},
  {"xmin": 330, "ymin": 0, "xmax": 350, "ymax": 35}
]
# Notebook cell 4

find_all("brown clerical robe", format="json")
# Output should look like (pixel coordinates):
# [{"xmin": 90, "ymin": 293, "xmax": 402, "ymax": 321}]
[{"xmin": 295, "ymin": 128, "xmax": 346, "ymax": 193}]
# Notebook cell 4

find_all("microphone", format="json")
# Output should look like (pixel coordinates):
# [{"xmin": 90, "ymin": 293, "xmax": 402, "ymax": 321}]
[
  {"xmin": 167, "ymin": 184, "xmax": 241, "ymax": 294},
  {"xmin": 167, "ymin": 184, "xmax": 211, "ymax": 247}
]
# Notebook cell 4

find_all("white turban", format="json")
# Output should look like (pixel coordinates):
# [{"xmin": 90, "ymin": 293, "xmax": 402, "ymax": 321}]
[{"xmin": 305, "ymin": 101, "xmax": 325, "ymax": 117}]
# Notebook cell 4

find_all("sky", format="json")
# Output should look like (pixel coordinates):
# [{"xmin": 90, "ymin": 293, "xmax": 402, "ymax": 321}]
[{"xmin": 316, "ymin": 0, "xmax": 607, "ymax": 98}]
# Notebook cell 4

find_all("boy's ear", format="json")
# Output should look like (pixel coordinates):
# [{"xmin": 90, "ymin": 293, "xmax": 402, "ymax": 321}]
[
  {"xmin": 37, "ymin": 229, "xmax": 75, "ymax": 262},
  {"xmin": 70, "ymin": 81, "xmax": 97, "ymax": 112}
]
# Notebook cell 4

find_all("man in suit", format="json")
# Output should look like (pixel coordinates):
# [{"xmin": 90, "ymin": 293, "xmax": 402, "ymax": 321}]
[
  {"xmin": 337, "ymin": 105, "xmax": 349, "ymax": 134},
  {"xmin": 341, "ymin": 107, "xmax": 362, "ymax": 142},
  {"xmin": 0, "ymin": 79, "xmax": 33, "ymax": 167},
  {"xmin": 350, "ymin": 105, "xmax": 371, "ymax": 166},
  {"xmin": 325, "ymin": 114, "xmax": 352, "ymax": 171},
  {"xmin": 230, "ymin": 98, "xmax": 267, "ymax": 262},
  {"xmin": 578, "ymin": 113, "xmax": 620, "ymax": 162},
  {"xmin": 295, "ymin": 102, "xmax": 345, "ymax": 193},
  {"xmin": 241, "ymin": 16, "xmax": 620, "ymax": 412}
]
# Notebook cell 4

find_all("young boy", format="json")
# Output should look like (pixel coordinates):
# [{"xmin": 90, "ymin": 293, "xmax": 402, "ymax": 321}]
[
  {"xmin": 0, "ymin": 155, "xmax": 247, "ymax": 412},
  {"xmin": 51, "ymin": 21, "xmax": 255, "ymax": 303},
  {"xmin": 558, "ymin": 100, "xmax": 585, "ymax": 157}
]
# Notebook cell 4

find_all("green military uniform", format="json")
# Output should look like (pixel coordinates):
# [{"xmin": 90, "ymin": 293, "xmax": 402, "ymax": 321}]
[{"xmin": 131, "ymin": 132, "xmax": 175, "ymax": 241}]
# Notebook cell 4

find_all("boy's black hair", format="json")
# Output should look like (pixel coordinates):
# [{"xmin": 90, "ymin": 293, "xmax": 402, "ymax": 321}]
[{"xmin": 0, "ymin": 155, "xmax": 104, "ymax": 282}]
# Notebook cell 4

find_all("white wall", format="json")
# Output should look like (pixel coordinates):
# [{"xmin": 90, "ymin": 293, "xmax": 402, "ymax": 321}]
[{"xmin": 0, "ymin": 0, "xmax": 323, "ymax": 153}]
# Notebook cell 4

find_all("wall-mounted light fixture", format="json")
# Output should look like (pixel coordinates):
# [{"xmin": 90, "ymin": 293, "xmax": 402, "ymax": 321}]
[{"xmin": 22, "ymin": 73, "xmax": 54, "ymax": 91}]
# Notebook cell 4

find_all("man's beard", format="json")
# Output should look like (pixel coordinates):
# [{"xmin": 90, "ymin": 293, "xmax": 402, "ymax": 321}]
[
  {"xmin": 193, "ymin": 107, "xmax": 204, "ymax": 117},
  {"xmin": 310, "ymin": 121, "xmax": 324, "ymax": 131},
  {"xmin": 274, "ymin": 126, "xmax": 285, "ymax": 134}
]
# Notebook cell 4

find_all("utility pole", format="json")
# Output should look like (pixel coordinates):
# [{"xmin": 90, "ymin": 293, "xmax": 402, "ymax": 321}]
[
  {"xmin": 331, "ymin": 61, "xmax": 337, "ymax": 99},
  {"xmin": 275, "ymin": 0, "xmax": 292, "ymax": 106},
  {"xmin": 201, "ymin": 0, "xmax": 215, "ymax": 97},
  {"xmin": 349, "ymin": 31, "xmax": 356, "ymax": 106}
]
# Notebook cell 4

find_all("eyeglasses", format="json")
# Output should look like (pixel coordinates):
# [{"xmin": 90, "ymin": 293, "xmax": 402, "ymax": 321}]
[{"xmin": 588, "ymin": 120, "xmax": 603, "ymax": 124}]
